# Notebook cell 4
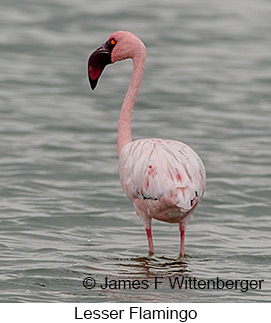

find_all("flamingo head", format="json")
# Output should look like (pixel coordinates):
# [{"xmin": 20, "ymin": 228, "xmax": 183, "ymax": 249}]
[{"xmin": 88, "ymin": 31, "xmax": 146, "ymax": 90}]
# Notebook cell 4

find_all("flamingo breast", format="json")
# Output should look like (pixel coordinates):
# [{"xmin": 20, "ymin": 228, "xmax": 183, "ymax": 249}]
[{"xmin": 118, "ymin": 138, "xmax": 206, "ymax": 223}]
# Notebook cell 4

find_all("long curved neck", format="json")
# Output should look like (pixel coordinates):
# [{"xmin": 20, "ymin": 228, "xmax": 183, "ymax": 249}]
[{"xmin": 117, "ymin": 53, "xmax": 146, "ymax": 156}]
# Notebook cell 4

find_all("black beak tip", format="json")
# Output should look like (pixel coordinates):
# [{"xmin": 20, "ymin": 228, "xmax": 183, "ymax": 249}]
[{"xmin": 89, "ymin": 76, "xmax": 98, "ymax": 90}]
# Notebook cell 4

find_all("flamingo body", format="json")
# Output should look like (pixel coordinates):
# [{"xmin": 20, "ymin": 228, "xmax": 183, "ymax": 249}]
[
  {"xmin": 88, "ymin": 31, "xmax": 206, "ymax": 257},
  {"xmin": 119, "ymin": 138, "xmax": 205, "ymax": 222}
]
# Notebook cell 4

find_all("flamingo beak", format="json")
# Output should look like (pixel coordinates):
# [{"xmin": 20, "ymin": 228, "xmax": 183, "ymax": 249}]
[{"xmin": 88, "ymin": 42, "xmax": 112, "ymax": 90}]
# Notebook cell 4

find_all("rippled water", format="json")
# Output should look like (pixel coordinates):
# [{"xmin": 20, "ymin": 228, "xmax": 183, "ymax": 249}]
[{"xmin": 1, "ymin": 0, "xmax": 270, "ymax": 302}]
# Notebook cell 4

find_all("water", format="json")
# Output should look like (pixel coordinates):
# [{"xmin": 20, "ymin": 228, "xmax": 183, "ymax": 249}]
[{"xmin": 0, "ymin": 0, "xmax": 270, "ymax": 302}]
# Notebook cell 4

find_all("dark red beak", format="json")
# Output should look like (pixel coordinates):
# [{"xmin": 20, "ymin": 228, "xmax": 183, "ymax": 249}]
[{"xmin": 88, "ymin": 42, "xmax": 112, "ymax": 90}]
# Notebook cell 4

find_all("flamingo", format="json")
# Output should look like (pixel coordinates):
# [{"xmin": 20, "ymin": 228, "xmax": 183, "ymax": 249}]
[{"xmin": 88, "ymin": 31, "xmax": 206, "ymax": 257}]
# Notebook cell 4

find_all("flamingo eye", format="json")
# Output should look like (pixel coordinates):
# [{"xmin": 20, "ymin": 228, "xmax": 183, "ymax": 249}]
[
  {"xmin": 110, "ymin": 38, "xmax": 116, "ymax": 46},
  {"xmin": 106, "ymin": 38, "xmax": 117, "ymax": 49}
]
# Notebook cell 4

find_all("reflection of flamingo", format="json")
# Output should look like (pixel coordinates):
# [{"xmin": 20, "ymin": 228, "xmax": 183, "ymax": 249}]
[{"xmin": 88, "ymin": 31, "xmax": 206, "ymax": 257}]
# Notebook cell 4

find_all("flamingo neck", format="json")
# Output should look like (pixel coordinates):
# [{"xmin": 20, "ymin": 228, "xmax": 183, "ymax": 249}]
[{"xmin": 117, "ymin": 54, "xmax": 146, "ymax": 156}]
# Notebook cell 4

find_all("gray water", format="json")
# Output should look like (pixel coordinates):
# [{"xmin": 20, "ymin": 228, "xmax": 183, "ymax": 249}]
[{"xmin": 0, "ymin": 0, "xmax": 270, "ymax": 302}]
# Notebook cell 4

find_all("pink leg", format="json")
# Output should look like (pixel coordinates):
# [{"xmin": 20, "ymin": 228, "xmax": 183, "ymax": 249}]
[
  {"xmin": 179, "ymin": 224, "xmax": 185, "ymax": 257},
  {"xmin": 146, "ymin": 228, "xmax": 154, "ymax": 256}
]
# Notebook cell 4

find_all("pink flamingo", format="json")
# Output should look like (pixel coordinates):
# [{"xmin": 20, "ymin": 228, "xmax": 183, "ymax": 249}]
[{"xmin": 88, "ymin": 31, "xmax": 206, "ymax": 257}]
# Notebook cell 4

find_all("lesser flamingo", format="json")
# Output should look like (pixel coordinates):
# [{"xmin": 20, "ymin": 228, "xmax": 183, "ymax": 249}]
[{"xmin": 88, "ymin": 31, "xmax": 206, "ymax": 257}]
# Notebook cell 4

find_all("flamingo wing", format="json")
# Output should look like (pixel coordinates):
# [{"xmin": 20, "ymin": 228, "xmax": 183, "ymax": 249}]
[{"xmin": 119, "ymin": 138, "xmax": 206, "ymax": 213}]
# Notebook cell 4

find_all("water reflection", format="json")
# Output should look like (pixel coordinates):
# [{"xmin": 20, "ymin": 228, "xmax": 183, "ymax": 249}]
[{"xmin": 87, "ymin": 255, "xmax": 191, "ymax": 278}]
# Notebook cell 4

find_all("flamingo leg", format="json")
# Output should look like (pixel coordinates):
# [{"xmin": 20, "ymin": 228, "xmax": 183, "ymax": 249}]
[
  {"xmin": 179, "ymin": 224, "xmax": 185, "ymax": 257},
  {"xmin": 145, "ymin": 228, "xmax": 154, "ymax": 256}
]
